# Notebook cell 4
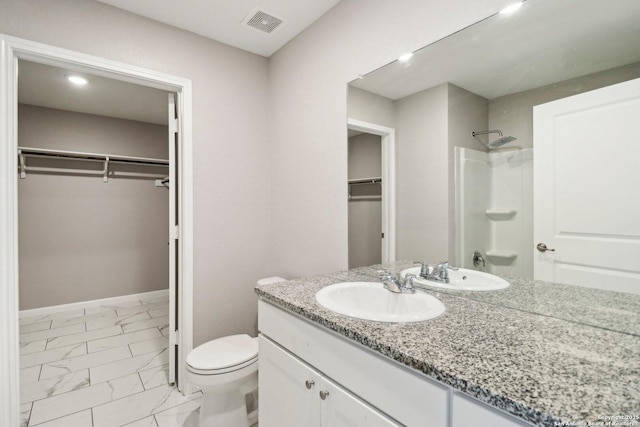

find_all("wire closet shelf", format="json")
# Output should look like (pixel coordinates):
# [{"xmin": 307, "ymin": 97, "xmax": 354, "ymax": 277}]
[{"xmin": 18, "ymin": 146, "xmax": 169, "ymax": 183}]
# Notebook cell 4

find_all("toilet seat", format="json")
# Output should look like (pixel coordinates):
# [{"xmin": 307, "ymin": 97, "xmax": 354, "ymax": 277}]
[
  {"xmin": 187, "ymin": 355, "xmax": 257, "ymax": 375},
  {"xmin": 186, "ymin": 334, "xmax": 258, "ymax": 375}
]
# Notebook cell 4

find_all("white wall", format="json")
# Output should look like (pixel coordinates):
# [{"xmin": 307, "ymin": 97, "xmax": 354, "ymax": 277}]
[
  {"xmin": 489, "ymin": 148, "xmax": 533, "ymax": 277},
  {"xmin": 455, "ymin": 148, "xmax": 491, "ymax": 270},
  {"xmin": 269, "ymin": 0, "xmax": 510, "ymax": 278},
  {"xmin": 18, "ymin": 105, "xmax": 169, "ymax": 309},
  {"xmin": 1, "ymin": 0, "xmax": 270, "ymax": 345}
]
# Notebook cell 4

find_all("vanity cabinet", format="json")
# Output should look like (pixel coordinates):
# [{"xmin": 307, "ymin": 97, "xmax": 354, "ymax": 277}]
[
  {"xmin": 259, "ymin": 300, "xmax": 538, "ymax": 427},
  {"xmin": 452, "ymin": 393, "xmax": 532, "ymax": 427},
  {"xmin": 260, "ymin": 336, "xmax": 399, "ymax": 426},
  {"xmin": 258, "ymin": 300, "xmax": 449, "ymax": 427}
]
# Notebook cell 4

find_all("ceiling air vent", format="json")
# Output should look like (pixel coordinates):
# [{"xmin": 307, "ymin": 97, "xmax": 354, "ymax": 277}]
[{"xmin": 243, "ymin": 9, "xmax": 284, "ymax": 34}]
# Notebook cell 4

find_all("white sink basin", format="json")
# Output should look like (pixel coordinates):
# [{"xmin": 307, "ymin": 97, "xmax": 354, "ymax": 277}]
[
  {"xmin": 315, "ymin": 281, "xmax": 446, "ymax": 323},
  {"xmin": 400, "ymin": 267, "xmax": 510, "ymax": 291}
]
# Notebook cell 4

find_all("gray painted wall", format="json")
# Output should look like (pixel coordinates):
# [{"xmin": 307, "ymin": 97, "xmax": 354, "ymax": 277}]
[
  {"xmin": 395, "ymin": 83, "xmax": 449, "ymax": 261},
  {"xmin": 1, "ymin": 0, "xmax": 270, "ymax": 346},
  {"xmin": 348, "ymin": 83, "xmax": 489, "ymax": 264},
  {"xmin": 447, "ymin": 84, "xmax": 489, "ymax": 261},
  {"xmin": 347, "ymin": 88, "xmax": 396, "ymax": 129},
  {"xmin": 348, "ymin": 133, "xmax": 381, "ymax": 268},
  {"xmin": 488, "ymin": 62, "xmax": 640, "ymax": 149},
  {"xmin": 2, "ymin": 0, "xmax": 508, "ymax": 344},
  {"xmin": 269, "ymin": 0, "xmax": 507, "ymax": 279},
  {"xmin": 18, "ymin": 105, "xmax": 169, "ymax": 309}
]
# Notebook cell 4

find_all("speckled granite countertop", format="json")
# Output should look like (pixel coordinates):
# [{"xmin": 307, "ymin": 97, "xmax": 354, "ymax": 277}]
[
  {"xmin": 255, "ymin": 262, "xmax": 640, "ymax": 427},
  {"xmin": 383, "ymin": 261, "xmax": 640, "ymax": 336}
]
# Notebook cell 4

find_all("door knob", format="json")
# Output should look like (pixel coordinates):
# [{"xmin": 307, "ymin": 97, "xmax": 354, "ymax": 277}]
[
  {"xmin": 536, "ymin": 243, "xmax": 555, "ymax": 252},
  {"xmin": 305, "ymin": 380, "xmax": 315, "ymax": 389},
  {"xmin": 319, "ymin": 390, "xmax": 329, "ymax": 400}
]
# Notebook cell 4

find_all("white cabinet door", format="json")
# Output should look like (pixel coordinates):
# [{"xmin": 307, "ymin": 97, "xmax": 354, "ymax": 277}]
[
  {"xmin": 259, "ymin": 335, "xmax": 401, "ymax": 427},
  {"xmin": 533, "ymin": 77, "xmax": 640, "ymax": 294},
  {"xmin": 452, "ymin": 393, "xmax": 533, "ymax": 427},
  {"xmin": 321, "ymin": 376, "xmax": 401, "ymax": 427},
  {"xmin": 259, "ymin": 336, "xmax": 320, "ymax": 427}
]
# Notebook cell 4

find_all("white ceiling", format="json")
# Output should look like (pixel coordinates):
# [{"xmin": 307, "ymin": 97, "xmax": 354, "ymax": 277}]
[
  {"xmin": 18, "ymin": 60, "xmax": 170, "ymax": 125},
  {"xmin": 17, "ymin": 0, "xmax": 343, "ymax": 123},
  {"xmin": 22, "ymin": 0, "xmax": 639, "ymax": 126},
  {"xmin": 95, "ymin": 0, "xmax": 342, "ymax": 57},
  {"xmin": 351, "ymin": 0, "xmax": 640, "ymax": 100}
]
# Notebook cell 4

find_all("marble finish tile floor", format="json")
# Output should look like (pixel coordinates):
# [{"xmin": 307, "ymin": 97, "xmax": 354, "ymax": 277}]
[{"xmin": 19, "ymin": 295, "xmax": 203, "ymax": 427}]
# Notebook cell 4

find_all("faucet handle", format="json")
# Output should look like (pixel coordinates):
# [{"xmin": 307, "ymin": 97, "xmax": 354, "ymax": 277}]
[
  {"xmin": 413, "ymin": 261, "xmax": 433, "ymax": 278},
  {"xmin": 402, "ymin": 274, "xmax": 417, "ymax": 294},
  {"xmin": 437, "ymin": 261, "xmax": 458, "ymax": 271}
]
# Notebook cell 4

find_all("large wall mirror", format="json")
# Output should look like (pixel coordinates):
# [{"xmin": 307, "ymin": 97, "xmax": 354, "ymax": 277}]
[{"xmin": 347, "ymin": 0, "xmax": 640, "ymax": 335}]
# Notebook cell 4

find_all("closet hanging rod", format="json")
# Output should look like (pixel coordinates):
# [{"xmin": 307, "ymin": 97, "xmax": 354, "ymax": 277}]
[
  {"xmin": 348, "ymin": 195, "xmax": 382, "ymax": 201},
  {"xmin": 348, "ymin": 177, "xmax": 382, "ymax": 185},
  {"xmin": 17, "ymin": 146, "xmax": 169, "ymax": 167}
]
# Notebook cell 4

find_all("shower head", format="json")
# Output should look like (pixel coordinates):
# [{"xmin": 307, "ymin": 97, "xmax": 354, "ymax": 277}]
[
  {"xmin": 472, "ymin": 130, "xmax": 517, "ymax": 149},
  {"xmin": 490, "ymin": 135, "xmax": 517, "ymax": 147}
]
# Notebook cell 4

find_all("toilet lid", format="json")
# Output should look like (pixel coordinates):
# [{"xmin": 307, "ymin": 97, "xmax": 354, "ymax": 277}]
[{"xmin": 187, "ymin": 334, "xmax": 258, "ymax": 371}]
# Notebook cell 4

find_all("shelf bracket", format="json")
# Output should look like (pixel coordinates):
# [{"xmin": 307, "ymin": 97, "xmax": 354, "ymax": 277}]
[
  {"xmin": 18, "ymin": 150, "xmax": 26, "ymax": 179},
  {"xmin": 103, "ymin": 156, "xmax": 109, "ymax": 183}
]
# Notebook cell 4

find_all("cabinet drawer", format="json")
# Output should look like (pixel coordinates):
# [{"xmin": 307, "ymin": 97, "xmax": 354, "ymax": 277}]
[{"xmin": 259, "ymin": 300, "xmax": 449, "ymax": 427}]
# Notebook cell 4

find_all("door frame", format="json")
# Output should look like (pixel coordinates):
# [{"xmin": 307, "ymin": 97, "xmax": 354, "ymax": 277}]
[
  {"xmin": 0, "ymin": 34, "xmax": 194, "ymax": 425},
  {"xmin": 347, "ymin": 118, "xmax": 396, "ymax": 263}
]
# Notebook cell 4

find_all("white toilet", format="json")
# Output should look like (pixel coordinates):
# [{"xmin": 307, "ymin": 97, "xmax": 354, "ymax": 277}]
[
  {"xmin": 186, "ymin": 276, "xmax": 285, "ymax": 427},
  {"xmin": 186, "ymin": 334, "xmax": 259, "ymax": 427}
]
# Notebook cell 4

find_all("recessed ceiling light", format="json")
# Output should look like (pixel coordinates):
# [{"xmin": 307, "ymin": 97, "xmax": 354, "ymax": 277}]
[
  {"xmin": 398, "ymin": 52, "xmax": 413, "ymax": 62},
  {"xmin": 499, "ymin": 2, "xmax": 524, "ymax": 15},
  {"xmin": 66, "ymin": 75, "xmax": 88, "ymax": 86}
]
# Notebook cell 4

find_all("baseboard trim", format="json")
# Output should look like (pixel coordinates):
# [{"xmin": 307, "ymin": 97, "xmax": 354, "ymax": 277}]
[{"xmin": 19, "ymin": 289, "xmax": 169, "ymax": 318}]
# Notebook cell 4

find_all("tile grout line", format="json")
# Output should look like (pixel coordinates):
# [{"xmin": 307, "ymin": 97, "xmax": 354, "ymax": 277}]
[
  {"xmin": 29, "ymin": 408, "xmax": 91, "ymax": 427},
  {"xmin": 21, "ymin": 299, "xmax": 174, "ymax": 427}
]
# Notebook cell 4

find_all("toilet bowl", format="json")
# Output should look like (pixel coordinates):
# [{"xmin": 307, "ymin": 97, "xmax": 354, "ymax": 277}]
[
  {"xmin": 187, "ymin": 276, "xmax": 285, "ymax": 427},
  {"xmin": 186, "ymin": 334, "xmax": 259, "ymax": 427}
]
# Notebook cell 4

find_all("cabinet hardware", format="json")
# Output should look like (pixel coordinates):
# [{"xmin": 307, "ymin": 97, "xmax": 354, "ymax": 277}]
[
  {"xmin": 319, "ymin": 390, "xmax": 329, "ymax": 400},
  {"xmin": 305, "ymin": 380, "xmax": 315, "ymax": 389}
]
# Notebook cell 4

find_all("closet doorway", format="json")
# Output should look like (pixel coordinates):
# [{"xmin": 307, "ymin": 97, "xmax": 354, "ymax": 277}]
[
  {"xmin": 0, "ymin": 35, "xmax": 194, "ymax": 425},
  {"xmin": 347, "ymin": 119, "xmax": 396, "ymax": 268}
]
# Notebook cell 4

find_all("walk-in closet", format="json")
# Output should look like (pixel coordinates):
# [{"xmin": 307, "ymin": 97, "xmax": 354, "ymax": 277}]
[
  {"xmin": 348, "ymin": 131, "xmax": 382, "ymax": 268},
  {"xmin": 17, "ymin": 59, "xmax": 177, "ymax": 425}
]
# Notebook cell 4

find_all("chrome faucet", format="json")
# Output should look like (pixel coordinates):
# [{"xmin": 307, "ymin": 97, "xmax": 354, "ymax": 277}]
[
  {"xmin": 414, "ymin": 261, "xmax": 434, "ymax": 278},
  {"xmin": 378, "ymin": 270, "xmax": 417, "ymax": 294},
  {"xmin": 416, "ymin": 261, "xmax": 458, "ymax": 283}
]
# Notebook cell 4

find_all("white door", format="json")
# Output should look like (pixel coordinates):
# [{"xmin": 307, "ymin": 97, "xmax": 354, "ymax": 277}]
[
  {"xmin": 533, "ymin": 78, "xmax": 640, "ymax": 294},
  {"xmin": 168, "ymin": 93, "xmax": 179, "ymax": 385}
]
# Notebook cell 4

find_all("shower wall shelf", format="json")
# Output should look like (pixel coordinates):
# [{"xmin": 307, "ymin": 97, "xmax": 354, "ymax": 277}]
[
  {"xmin": 485, "ymin": 209, "xmax": 517, "ymax": 220},
  {"xmin": 18, "ymin": 146, "xmax": 169, "ymax": 182},
  {"xmin": 486, "ymin": 250, "xmax": 517, "ymax": 262}
]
